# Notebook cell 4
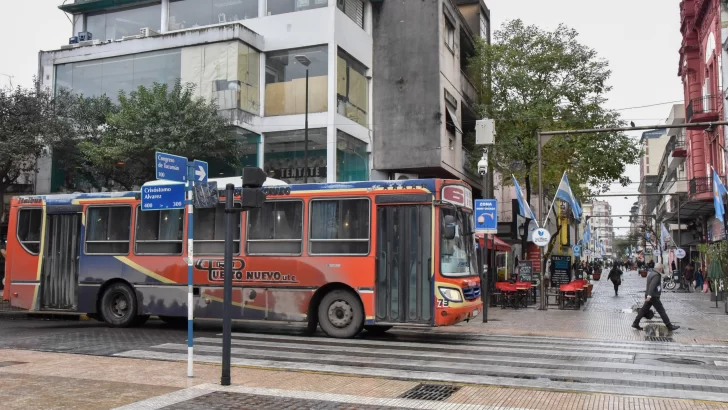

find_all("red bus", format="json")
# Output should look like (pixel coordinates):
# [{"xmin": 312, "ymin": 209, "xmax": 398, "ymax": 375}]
[{"xmin": 2, "ymin": 178, "xmax": 481, "ymax": 338}]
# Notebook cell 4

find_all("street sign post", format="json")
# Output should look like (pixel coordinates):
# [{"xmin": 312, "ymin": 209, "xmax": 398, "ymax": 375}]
[
  {"xmin": 155, "ymin": 152, "xmax": 188, "ymax": 182},
  {"xmin": 474, "ymin": 199, "xmax": 498, "ymax": 234},
  {"xmin": 573, "ymin": 244, "xmax": 581, "ymax": 258},
  {"xmin": 140, "ymin": 182, "xmax": 185, "ymax": 211},
  {"xmin": 532, "ymin": 228, "xmax": 551, "ymax": 247},
  {"xmin": 675, "ymin": 248, "xmax": 686, "ymax": 259}
]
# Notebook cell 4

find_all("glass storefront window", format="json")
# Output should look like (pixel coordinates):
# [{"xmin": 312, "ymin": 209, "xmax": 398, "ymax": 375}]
[
  {"xmin": 336, "ymin": 130, "xmax": 368, "ymax": 182},
  {"xmin": 265, "ymin": 46, "xmax": 328, "ymax": 116},
  {"xmin": 263, "ymin": 128, "xmax": 327, "ymax": 184},
  {"xmin": 55, "ymin": 49, "xmax": 181, "ymax": 102},
  {"xmin": 86, "ymin": 3, "xmax": 162, "ymax": 41},
  {"xmin": 336, "ymin": 49, "xmax": 368, "ymax": 127},
  {"xmin": 207, "ymin": 131, "xmax": 260, "ymax": 177},
  {"xmin": 168, "ymin": 0, "xmax": 258, "ymax": 31},
  {"xmin": 267, "ymin": 0, "xmax": 328, "ymax": 16}
]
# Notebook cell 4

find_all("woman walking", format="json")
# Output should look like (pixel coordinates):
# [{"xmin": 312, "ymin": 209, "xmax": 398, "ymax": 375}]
[{"xmin": 608, "ymin": 264, "xmax": 623, "ymax": 296}]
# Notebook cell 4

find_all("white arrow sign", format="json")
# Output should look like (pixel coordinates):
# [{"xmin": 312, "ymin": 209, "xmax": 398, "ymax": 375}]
[{"xmin": 195, "ymin": 164, "xmax": 207, "ymax": 182}]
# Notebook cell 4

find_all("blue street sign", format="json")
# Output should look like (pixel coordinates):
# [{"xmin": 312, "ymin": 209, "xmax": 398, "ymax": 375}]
[
  {"xmin": 474, "ymin": 199, "xmax": 498, "ymax": 234},
  {"xmin": 573, "ymin": 244, "xmax": 581, "ymax": 257},
  {"xmin": 193, "ymin": 160, "xmax": 208, "ymax": 183},
  {"xmin": 141, "ymin": 181, "xmax": 185, "ymax": 211},
  {"xmin": 156, "ymin": 151, "xmax": 188, "ymax": 182}
]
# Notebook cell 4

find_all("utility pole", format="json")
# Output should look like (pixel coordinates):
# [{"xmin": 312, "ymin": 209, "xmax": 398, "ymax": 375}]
[{"xmin": 476, "ymin": 119, "xmax": 495, "ymax": 323}]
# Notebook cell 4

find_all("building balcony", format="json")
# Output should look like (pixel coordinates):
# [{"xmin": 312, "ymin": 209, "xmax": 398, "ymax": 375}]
[
  {"xmin": 460, "ymin": 71, "xmax": 478, "ymax": 107},
  {"xmin": 670, "ymin": 130, "xmax": 687, "ymax": 158},
  {"xmin": 686, "ymin": 94, "xmax": 720, "ymax": 123}
]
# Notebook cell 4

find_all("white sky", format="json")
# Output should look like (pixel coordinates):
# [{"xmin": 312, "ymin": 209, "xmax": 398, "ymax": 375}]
[{"xmin": 0, "ymin": 0, "xmax": 684, "ymax": 236}]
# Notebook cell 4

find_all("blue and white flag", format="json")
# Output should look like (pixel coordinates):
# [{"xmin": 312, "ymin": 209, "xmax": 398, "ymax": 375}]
[
  {"xmin": 583, "ymin": 219, "xmax": 591, "ymax": 244},
  {"xmin": 713, "ymin": 168, "xmax": 727, "ymax": 223},
  {"xmin": 555, "ymin": 172, "xmax": 582, "ymax": 218},
  {"xmin": 512, "ymin": 175, "xmax": 537, "ymax": 223},
  {"xmin": 660, "ymin": 223, "xmax": 672, "ymax": 251}
]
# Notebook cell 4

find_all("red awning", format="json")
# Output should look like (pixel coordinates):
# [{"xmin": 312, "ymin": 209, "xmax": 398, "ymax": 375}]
[{"xmin": 476, "ymin": 234, "xmax": 512, "ymax": 251}]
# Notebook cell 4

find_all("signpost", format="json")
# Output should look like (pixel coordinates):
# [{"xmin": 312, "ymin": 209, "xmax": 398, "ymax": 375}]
[
  {"xmin": 532, "ymin": 228, "xmax": 551, "ymax": 247},
  {"xmin": 141, "ymin": 182, "xmax": 185, "ymax": 211},
  {"xmin": 675, "ymin": 248, "xmax": 686, "ymax": 259},
  {"xmin": 573, "ymin": 244, "xmax": 581, "ymax": 258},
  {"xmin": 193, "ymin": 160, "xmax": 208, "ymax": 183},
  {"xmin": 155, "ymin": 152, "xmax": 188, "ymax": 182},
  {"xmin": 474, "ymin": 199, "xmax": 498, "ymax": 233}
]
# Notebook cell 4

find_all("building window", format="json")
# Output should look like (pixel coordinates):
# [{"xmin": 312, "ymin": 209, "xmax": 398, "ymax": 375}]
[
  {"xmin": 265, "ymin": 46, "xmax": 328, "ymax": 116},
  {"xmin": 337, "ymin": 0, "xmax": 364, "ymax": 28},
  {"xmin": 246, "ymin": 200, "xmax": 304, "ymax": 254},
  {"xmin": 336, "ymin": 49, "xmax": 368, "ymax": 127},
  {"xmin": 263, "ymin": 129, "xmax": 327, "ymax": 183},
  {"xmin": 208, "ymin": 131, "xmax": 260, "ymax": 177},
  {"xmin": 85, "ymin": 206, "xmax": 132, "ymax": 255},
  {"xmin": 194, "ymin": 203, "xmax": 240, "ymax": 255},
  {"xmin": 55, "ymin": 49, "xmax": 182, "ymax": 102},
  {"xmin": 168, "ymin": 0, "xmax": 258, "ymax": 31},
  {"xmin": 444, "ymin": 17, "xmax": 455, "ymax": 52},
  {"xmin": 309, "ymin": 198, "xmax": 369, "ymax": 255},
  {"xmin": 135, "ymin": 208, "xmax": 184, "ymax": 255},
  {"xmin": 86, "ymin": 3, "xmax": 162, "ymax": 41},
  {"xmin": 267, "ymin": 0, "xmax": 328, "ymax": 16},
  {"xmin": 479, "ymin": 13, "xmax": 488, "ymax": 40},
  {"xmin": 17, "ymin": 209, "xmax": 43, "ymax": 255},
  {"xmin": 336, "ymin": 130, "xmax": 368, "ymax": 182}
]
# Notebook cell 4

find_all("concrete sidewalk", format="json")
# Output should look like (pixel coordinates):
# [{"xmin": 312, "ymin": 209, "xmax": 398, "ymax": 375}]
[{"xmin": 2, "ymin": 348, "xmax": 728, "ymax": 410}]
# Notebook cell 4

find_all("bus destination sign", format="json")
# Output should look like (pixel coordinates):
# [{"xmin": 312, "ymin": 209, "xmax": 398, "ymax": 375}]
[{"xmin": 441, "ymin": 185, "xmax": 473, "ymax": 210}]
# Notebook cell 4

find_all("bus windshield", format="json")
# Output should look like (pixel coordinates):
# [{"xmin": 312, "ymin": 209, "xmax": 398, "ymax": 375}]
[{"xmin": 440, "ymin": 207, "xmax": 477, "ymax": 278}]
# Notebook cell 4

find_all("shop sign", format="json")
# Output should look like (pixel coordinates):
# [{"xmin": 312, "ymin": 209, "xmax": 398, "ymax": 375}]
[
  {"xmin": 273, "ymin": 166, "xmax": 327, "ymax": 180},
  {"xmin": 518, "ymin": 260, "xmax": 533, "ymax": 282},
  {"xmin": 550, "ymin": 255, "xmax": 572, "ymax": 286}
]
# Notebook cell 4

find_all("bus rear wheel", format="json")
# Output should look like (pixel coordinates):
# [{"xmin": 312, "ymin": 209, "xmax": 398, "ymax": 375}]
[
  {"xmin": 99, "ymin": 283, "xmax": 139, "ymax": 328},
  {"xmin": 317, "ymin": 290, "xmax": 363, "ymax": 338}
]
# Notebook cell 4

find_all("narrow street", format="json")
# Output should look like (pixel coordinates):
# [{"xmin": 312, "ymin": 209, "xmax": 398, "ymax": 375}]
[{"xmin": 3, "ymin": 270, "xmax": 728, "ymax": 409}]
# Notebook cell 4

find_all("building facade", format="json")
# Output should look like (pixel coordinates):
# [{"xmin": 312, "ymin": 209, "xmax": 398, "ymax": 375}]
[
  {"xmin": 35, "ymin": 0, "xmax": 489, "ymax": 193},
  {"xmin": 678, "ymin": 0, "xmax": 727, "ymax": 243}
]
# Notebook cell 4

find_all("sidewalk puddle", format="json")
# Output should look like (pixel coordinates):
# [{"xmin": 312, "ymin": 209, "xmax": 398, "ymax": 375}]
[{"xmin": 656, "ymin": 357, "xmax": 704, "ymax": 366}]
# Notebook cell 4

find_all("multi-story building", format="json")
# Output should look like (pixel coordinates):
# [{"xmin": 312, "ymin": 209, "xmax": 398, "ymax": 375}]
[
  {"xmin": 34, "ymin": 0, "xmax": 490, "ymax": 193},
  {"xmin": 588, "ymin": 200, "xmax": 614, "ymax": 259},
  {"xmin": 678, "ymin": 0, "xmax": 727, "ymax": 243},
  {"xmin": 638, "ymin": 129, "xmax": 669, "ymax": 219}
]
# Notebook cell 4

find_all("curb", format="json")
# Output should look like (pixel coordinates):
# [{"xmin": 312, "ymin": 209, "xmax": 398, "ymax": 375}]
[{"xmin": 0, "ymin": 311, "xmax": 91, "ymax": 321}]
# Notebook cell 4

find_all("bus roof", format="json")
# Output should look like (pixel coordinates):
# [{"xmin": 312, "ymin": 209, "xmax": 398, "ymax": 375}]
[{"xmin": 14, "ymin": 178, "xmax": 460, "ymax": 206}]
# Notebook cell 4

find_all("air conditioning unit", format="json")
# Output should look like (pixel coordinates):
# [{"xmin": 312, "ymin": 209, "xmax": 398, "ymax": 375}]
[
  {"xmin": 393, "ymin": 173, "xmax": 418, "ymax": 180},
  {"xmin": 140, "ymin": 27, "xmax": 160, "ymax": 37}
]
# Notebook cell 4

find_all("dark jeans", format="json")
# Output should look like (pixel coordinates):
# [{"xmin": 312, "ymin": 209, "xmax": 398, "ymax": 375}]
[
  {"xmin": 633, "ymin": 297, "xmax": 672, "ymax": 326},
  {"xmin": 612, "ymin": 281, "xmax": 619, "ymax": 294}
]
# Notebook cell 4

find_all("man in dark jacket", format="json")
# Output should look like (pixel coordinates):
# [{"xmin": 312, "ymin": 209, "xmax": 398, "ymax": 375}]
[
  {"xmin": 632, "ymin": 263, "xmax": 680, "ymax": 331},
  {"xmin": 607, "ymin": 265, "xmax": 622, "ymax": 296}
]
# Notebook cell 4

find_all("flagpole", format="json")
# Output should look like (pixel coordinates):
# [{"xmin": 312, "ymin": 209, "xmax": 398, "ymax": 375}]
[{"xmin": 542, "ymin": 171, "xmax": 566, "ymax": 227}]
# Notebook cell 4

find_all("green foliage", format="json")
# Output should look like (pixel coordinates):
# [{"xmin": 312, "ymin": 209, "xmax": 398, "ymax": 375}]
[
  {"xmin": 79, "ymin": 82, "xmax": 245, "ymax": 190},
  {"xmin": 697, "ymin": 241, "xmax": 728, "ymax": 278},
  {"xmin": 0, "ymin": 80, "xmax": 75, "ymax": 219},
  {"xmin": 468, "ymin": 20, "xmax": 640, "ymax": 202}
]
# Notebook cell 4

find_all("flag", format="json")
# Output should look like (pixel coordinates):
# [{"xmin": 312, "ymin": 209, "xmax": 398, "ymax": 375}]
[
  {"xmin": 555, "ymin": 173, "xmax": 582, "ymax": 218},
  {"xmin": 512, "ymin": 175, "xmax": 537, "ymax": 222},
  {"xmin": 660, "ymin": 223, "xmax": 672, "ymax": 251},
  {"xmin": 583, "ymin": 219, "xmax": 591, "ymax": 244},
  {"xmin": 713, "ymin": 168, "xmax": 727, "ymax": 223}
]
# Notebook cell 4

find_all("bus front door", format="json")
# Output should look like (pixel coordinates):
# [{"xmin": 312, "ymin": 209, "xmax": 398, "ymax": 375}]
[
  {"xmin": 40, "ymin": 212, "xmax": 82, "ymax": 310},
  {"xmin": 375, "ymin": 205, "xmax": 432, "ymax": 324}
]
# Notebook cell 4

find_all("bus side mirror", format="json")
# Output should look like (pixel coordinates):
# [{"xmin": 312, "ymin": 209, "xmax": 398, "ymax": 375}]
[{"xmin": 443, "ymin": 215, "xmax": 456, "ymax": 240}]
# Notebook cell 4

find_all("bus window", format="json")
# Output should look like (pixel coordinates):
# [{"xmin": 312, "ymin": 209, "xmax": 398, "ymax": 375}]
[
  {"xmin": 85, "ymin": 206, "xmax": 132, "ymax": 254},
  {"xmin": 246, "ymin": 200, "xmax": 303, "ymax": 255},
  {"xmin": 135, "ymin": 208, "xmax": 184, "ymax": 255},
  {"xmin": 309, "ymin": 198, "xmax": 369, "ymax": 255},
  {"xmin": 194, "ymin": 203, "xmax": 240, "ymax": 255},
  {"xmin": 17, "ymin": 208, "xmax": 43, "ymax": 254}
]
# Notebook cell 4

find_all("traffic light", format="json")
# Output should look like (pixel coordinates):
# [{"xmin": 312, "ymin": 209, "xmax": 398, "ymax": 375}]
[{"xmin": 240, "ymin": 166, "xmax": 267, "ymax": 210}]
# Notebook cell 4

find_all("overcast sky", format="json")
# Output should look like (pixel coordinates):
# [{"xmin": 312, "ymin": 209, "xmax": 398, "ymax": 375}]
[{"xmin": 0, "ymin": 0, "xmax": 684, "ymax": 234}]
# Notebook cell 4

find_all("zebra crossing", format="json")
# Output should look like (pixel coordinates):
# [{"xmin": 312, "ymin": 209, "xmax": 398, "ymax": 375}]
[{"xmin": 115, "ymin": 329, "xmax": 728, "ymax": 402}]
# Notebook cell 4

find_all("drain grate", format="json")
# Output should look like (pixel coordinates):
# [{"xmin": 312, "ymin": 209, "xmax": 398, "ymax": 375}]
[
  {"xmin": 399, "ymin": 384, "xmax": 461, "ymax": 401},
  {"xmin": 645, "ymin": 336, "xmax": 674, "ymax": 342},
  {"xmin": 657, "ymin": 357, "xmax": 704, "ymax": 365}
]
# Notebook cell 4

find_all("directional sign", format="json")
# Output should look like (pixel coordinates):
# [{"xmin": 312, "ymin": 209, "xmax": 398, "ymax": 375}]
[
  {"xmin": 532, "ymin": 228, "xmax": 551, "ymax": 247},
  {"xmin": 584, "ymin": 249, "xmax": 592, "ymax": 256},
  {"xmin": 675, "ymin": 248, "xmax": 687, "ymax": 259},
  {"xmin": 193, "ymin": 160, "xmax": 208, "ymax": 183},
  {"xmin": 573, "ymin": 244, "xmax": 581, "ymax": 257},
  {"xmin": 141, "ymin": 181, "xmax": 185, "ymax": 211},
  {"xmin": 474, "ymin": 199, "xmax": 498, "ymax": 234},
  {"xmin": 156, "ymin": 152, "xmax": 188, "ymax": 182}
]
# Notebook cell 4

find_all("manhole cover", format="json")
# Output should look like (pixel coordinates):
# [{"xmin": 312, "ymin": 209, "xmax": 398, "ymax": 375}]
[
  {"xmin": 399, "ymin": 384, "xmax": 461, "ymax": 401},
  {"xmin": 645, "ymin": 336, "xmax": 674, "ymax": 342},
  {"xmin": 656, "ymin": 357, "xmax": 704, "ymax": 365}
]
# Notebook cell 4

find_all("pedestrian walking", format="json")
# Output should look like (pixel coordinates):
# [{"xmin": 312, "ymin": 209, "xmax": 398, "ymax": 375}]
[
  {"xmin": 607, "ymin": 265, "xmax": 622, "ymax": 296},
  {"xmin": 632, "ymin": 263, "xmax": 680, "ymax": 331}
]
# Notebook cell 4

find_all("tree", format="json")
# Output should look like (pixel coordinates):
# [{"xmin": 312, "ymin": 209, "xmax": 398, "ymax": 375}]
[
  {"xmin": 0, "ymin": 81, "xmax": 73, "ymax": 221},
  {"xmin": 80, "ymin": 82, "xmax": 245, "ymax": 190},
  {"xmin": 469, "ymin": 20, "xmax": 640, "ymax": 204}
]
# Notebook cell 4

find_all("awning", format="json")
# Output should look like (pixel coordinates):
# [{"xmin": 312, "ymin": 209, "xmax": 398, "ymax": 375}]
[
  {"xmin": 476, "ymin": 234, "xmax": 511, "ymax": 251},
  {"xmin": 60, "ymin": 0, "xmax": 156, "ymax": 14}
]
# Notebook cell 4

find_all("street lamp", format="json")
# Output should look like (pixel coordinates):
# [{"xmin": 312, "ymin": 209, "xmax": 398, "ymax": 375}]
[{"xmin": 295, "ymin": 54, "xmax": 311, "ymax": 183}]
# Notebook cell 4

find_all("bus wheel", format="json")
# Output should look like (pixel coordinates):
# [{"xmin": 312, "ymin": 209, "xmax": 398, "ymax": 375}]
[
  {"xmin": 364, "ymin": 325, "xmax": 392, "ymax": 335},
  {"xmin": 99, "ymin": 283, "xmax": 138, "ymax": 328},
  {"xmin": 317, "ymin": 290, "xmax": 363, "ymax": 338}
]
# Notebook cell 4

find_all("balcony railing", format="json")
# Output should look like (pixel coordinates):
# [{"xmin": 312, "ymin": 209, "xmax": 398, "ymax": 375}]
[
  {"xmin": 689, "ymin": 176, "xmax": 715, "ymax": 197},
  {"xmin": 686, "ymin": 94, "xmax": 720, "ymax": 122},
  {"xmin": 460, "ymin": 71, "xmax": 478, "ymax": 105}
]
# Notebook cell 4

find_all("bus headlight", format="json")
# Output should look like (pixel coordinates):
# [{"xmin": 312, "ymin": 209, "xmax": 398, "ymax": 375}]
[{"xmin": 439, "ymin": 287, "xmax": 463, "ymax": 303}]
